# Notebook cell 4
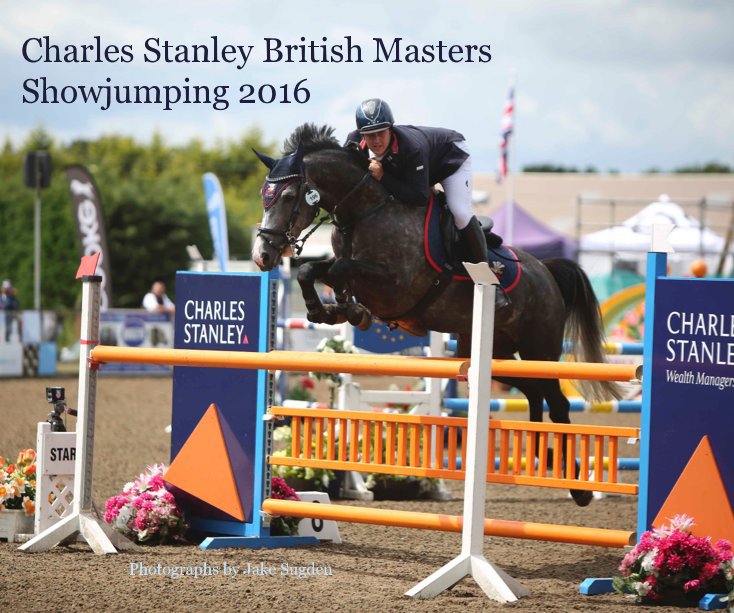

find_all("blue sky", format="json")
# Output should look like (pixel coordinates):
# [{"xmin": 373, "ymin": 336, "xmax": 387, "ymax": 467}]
[{"xmin": 1, "ymin": 0, "xmax": 732, "ymax": 173}]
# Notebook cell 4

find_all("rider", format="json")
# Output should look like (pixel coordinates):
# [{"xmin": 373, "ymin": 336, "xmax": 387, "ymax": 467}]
[{"xmin": 344, "ymin": 98, "xmax": 509, "ymax": 309}]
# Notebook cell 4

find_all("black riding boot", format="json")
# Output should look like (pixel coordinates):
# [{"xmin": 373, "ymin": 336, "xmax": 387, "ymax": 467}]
[{"xmin": 460, "ymin": 216, "xmax": 510, "ymax": 310}]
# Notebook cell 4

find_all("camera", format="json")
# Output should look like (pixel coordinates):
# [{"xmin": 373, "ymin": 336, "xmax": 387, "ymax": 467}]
[
  {"xmin": 45, "ymin": 386, "xmax": 75, "ymax": 432},
  {"xmin": 46, "ymin": 387, "xmax": 65, "ymax": 404}
]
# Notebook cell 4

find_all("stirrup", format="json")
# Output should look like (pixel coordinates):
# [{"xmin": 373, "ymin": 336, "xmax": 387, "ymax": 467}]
[{"xmin": 495, "ymin": 287, "xmax": 510, "ymax": 310}]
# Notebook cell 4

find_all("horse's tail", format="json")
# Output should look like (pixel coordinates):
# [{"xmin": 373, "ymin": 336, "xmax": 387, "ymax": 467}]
[{"xmin": 543, "ymin": 258, "xmax": 625, "ymax": 402}]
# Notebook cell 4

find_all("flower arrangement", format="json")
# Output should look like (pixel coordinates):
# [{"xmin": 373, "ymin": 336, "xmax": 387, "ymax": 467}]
[
  {"xmin": 0, "ymin": 449, "xmax": 36, "ymax": 516},
  {"xmin": 104, "ymin": 464, "xmax": 187, "ymax": 544},
  {"xmin": 610, "ymin": 300, "xmax": 645, "ymax": 342},
  {"xmin": 613, "ymin": 515, "xmax": 733, "ymax": 605},
  {"xmin": 268, "ymin": 477, "xmax": 301, "ymax": 536},
  {"xmin": 310, "ymin": 334, "xmax": 359, "ymax": 408},
  {"xmin": 287, "ymin": 376, "xmax": 316, "ymax": 402}
]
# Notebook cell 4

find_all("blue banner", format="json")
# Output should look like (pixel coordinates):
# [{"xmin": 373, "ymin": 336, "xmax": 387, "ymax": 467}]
[
  {"xmin": 99, "ymin": 309, "xmax": 173, "ymax": 374},
  {"xmin": 171, "ymin": 271, "xmax": 270, "ymax": 526},
  {"xmin": 203, "ymin": 172, "xmax": 230, "ymax": 272},
  {"xmin": 645, "ymin": 277, "xmax": 734, "ymax": 527}
]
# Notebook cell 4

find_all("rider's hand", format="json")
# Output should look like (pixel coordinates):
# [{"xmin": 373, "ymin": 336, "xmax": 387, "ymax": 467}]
[{"xmin": 368, "ymin": 159, "xmax": 384, "ymax": 181}]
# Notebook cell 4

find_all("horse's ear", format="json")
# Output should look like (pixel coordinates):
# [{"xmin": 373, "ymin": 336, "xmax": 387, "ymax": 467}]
[
  {"xmin": 252, "ymin": 148, "xmax": 276, "ymax": 170},
  {"xmin": 292, "ymin": 140, "xmax": 305, "ymax": 166}
]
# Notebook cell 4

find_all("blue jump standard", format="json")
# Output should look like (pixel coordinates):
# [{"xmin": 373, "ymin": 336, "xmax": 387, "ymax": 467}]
[
  {"xmin": 190, "ymin": 517, "xmax": 319, "ymax": 550},
  {"xmin": 579, "ymin": 579, "xmax": 728, "ymax": 610}
]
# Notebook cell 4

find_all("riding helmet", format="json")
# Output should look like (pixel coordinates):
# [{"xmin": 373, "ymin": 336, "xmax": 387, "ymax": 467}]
[{"xmin": 356, "ymin": 98, "xmax": 394, "ymax": 133}]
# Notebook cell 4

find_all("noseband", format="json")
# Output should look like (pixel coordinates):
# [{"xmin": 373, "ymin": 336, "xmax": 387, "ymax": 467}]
[{"xmin": 257, "ymin": 168, "xmax": 371, "ymax": 257}]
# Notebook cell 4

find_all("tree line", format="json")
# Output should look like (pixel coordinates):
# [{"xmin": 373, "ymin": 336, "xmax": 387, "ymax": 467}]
[
  {"xmin": 0, "ymin": 127, "xmax": 275, "ymax": 310},
  {"xmin": 523, "ymin": 162, "xmax": 732, "ymax": 174}
]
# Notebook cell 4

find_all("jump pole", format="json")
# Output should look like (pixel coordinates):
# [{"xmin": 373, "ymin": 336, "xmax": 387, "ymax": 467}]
[
  {"xmin": 262, "ymin": 499, "xmax": 633, "ymax": 548},
  {"xmin": 405, "ymin": 262, "xmax": 529, "ymax": 603},
  {"xmin": 20, "ymin": 268, "xmax": 138, "ymax": 554}
]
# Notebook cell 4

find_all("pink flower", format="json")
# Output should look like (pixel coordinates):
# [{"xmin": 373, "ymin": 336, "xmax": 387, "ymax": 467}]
[
  {"xmin": 135, "ymin": 515, "xmax": 147, "ymax": 531},
  {"xmin": 271, "ymin": 477, "xmax": 299, "ymax": 501},
  {"xmin": 103, "ymin": 463, "xmax": 187, "ymax": 544}
]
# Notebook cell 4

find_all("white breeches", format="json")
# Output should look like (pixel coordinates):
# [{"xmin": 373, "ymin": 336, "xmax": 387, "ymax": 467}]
[{"xmin": 441, "ymin": 141, "xmax": 473, "ymax": 230}]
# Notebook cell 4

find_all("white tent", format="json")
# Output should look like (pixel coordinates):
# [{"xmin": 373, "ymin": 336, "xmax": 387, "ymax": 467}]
[{"xmin": 580, "ymin": 195, "xmax": 727, "ymax": 255}]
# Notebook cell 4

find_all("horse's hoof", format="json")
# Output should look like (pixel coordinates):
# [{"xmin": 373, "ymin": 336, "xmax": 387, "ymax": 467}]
[
  {"xmin": 306, "ymin": 311, "xmax": 326, "ymax": 324},
  {"xmin": 570, "ymin": 489, "xmax": 593, "ymax": 507},
  {"xmin": 346, "ymin": 305, "xmax": 372, "ymax": 330}
]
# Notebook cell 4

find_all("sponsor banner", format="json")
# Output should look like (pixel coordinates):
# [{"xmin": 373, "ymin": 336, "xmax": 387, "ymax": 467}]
[
  {"xmin": 17, "ymin": 310, "xmax": 58, "ymax": 344},
  {"xmin": 171, "ymin": 271, "xmax": 269, "ymax": 524},
  {"xmin": 647, "ymin": 277, "xmax": 734, "ymax": 524},
  {"xmin": 0, "ymin": 344, "xmax": 23, "ymax": 377},
  {"xmin": 203, "ymin": 172, "xmax": 230, "ymax": 273},
  {"xmin": 65, "ymin": 165, "xmax": 113, "ymax": 309},
  {"xmin": 99, "ymin": 309, "xmax": 174, "ymax": 374}
]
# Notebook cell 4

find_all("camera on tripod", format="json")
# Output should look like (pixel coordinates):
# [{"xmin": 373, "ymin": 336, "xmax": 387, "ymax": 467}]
[{"xmin": 46, "ymin": 387, "xmax": 76, "ymax": 432}]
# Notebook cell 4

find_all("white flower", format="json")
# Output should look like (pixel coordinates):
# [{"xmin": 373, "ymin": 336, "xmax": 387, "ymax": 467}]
[
  {"xmin": 114, "ymin": 505, "xmax": 133, "ymax": 531},
  {"xmin": 632, "ymin": 580, "xmax": 650, "ymax": 597},
  {"xmin": 272, "ymin": 426, "xmax": 292, "ymax": 442},
  {"xmin": 640, "ymin": 550, "xmax": 657, "ymax": 573},
  {"xmin": 316, "ymin": 338, "xmax": 327, "ymax": 351}
]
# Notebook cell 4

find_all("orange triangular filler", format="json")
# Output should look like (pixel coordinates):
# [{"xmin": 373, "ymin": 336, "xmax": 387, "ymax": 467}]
[
  {"xmin": 164, "ymin": 404, "xmax": 245, "ymax": 521},
  {"xmin": 653, "ymin": 436, "xmax": 734, "ymax": 543}
]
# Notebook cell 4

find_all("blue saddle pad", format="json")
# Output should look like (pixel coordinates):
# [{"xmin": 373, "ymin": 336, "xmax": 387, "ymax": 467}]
[{"xmin": 424, "ymin": 195, "xmax": 521, "ymax": 292}]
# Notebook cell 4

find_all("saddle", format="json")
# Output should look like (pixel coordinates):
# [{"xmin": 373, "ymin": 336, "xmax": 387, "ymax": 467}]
[
  {"xmin": 437, "ymin": 192, "xmax": 503, "ymax": 264},
  {"xmin": 428, "ymin": 191, "xmax": 518, "ymax": 289}
]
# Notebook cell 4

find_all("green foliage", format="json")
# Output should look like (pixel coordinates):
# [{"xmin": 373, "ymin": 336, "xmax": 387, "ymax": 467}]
[
  {"xmin": 0, "ymin": 127, "xmax": 275, "ymax": 308},
  {"xmin": 673, "ymin": 161, "xmax": 732, "ymax": 174},
  {"xmin": 522, "ymin": 163, "xmax": 581, "ymax": 173}
]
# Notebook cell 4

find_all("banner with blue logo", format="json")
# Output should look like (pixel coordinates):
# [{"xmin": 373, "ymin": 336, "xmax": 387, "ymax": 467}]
[
  {"xmin": 99, "ymin": 310, "xmax": 173, "ymax": 374},
  {"xmin": 645, "ymin": 277, "xmax": 734, "ymax": 526},
  {"xmin": 171, "ymin": 271, "xmax": 270, "ymax": 524},
  {"xmin": 203, "ymin": 172, "xmax": 230, "ymax": 273}
]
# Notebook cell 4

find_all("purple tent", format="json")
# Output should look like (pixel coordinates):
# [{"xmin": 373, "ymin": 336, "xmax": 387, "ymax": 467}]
[{"xmin": 489, "ymin": 202, "xmax": 577, "ymax": 260}]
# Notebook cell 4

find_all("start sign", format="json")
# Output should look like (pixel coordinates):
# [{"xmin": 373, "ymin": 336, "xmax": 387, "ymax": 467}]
[{"xmin": 42, "ymin": 431, "xmax": 76, "ymax": 475}]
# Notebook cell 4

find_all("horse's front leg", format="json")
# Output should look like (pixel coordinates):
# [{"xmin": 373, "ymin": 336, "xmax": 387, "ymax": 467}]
[
  {"xmin": 297, "ymin": 259, "xmax": 350, "ymax": 325},
  {"xmin": 327, "ymin": 258, "xmax": 394, "ymax": 330}
]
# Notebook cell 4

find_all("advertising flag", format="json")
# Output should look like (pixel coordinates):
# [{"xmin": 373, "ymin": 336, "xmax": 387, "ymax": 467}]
[
  {"xmin": 203, "ymin": 172, "xmax": 230, "ymax": 272},
  {"xmin": 65, "ymin": 165, "xmax": 113, "ymax": 309}
]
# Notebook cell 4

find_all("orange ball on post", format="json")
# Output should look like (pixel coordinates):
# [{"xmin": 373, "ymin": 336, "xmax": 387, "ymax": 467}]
[{"xmin": 690, "ymin": 259, "xmax": 707, "ymax": 278}]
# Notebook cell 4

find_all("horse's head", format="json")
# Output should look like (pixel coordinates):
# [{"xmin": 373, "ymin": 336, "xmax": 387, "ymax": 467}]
[
  {"xmin": 251, "ymin": 124, "xmax": 367, "ymax": 271},
  {"xmin": 251, "ymin": 140, "xmax": 318, "ymax": 270}
]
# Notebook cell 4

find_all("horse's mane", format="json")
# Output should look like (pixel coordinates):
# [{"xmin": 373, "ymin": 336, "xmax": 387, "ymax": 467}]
[
  {"xmin": 282, "ymin": 123, "xmax": 339, "ymax": 155},
  {"xmin": 282, "ymin": 123, "xmax": 369, "ymax": 170}
]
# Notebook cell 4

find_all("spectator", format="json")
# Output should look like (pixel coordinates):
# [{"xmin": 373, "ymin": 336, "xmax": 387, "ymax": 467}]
[
  {"xmin": 0, "ymin": 279, "xmax": 21, "ymax": 342},
  {"xmin": 142, "ymin": 281, "xmax": 175, "ymax": 314}
]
